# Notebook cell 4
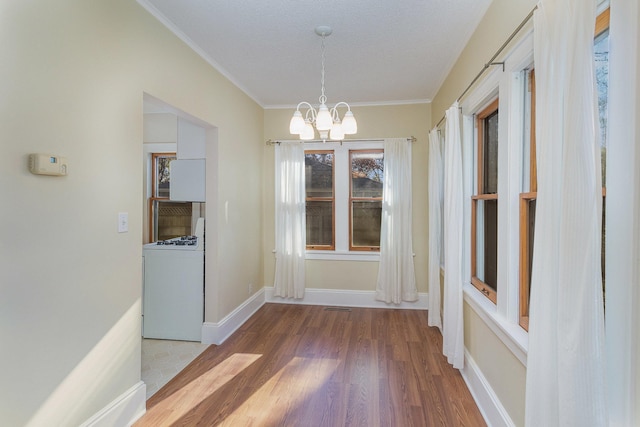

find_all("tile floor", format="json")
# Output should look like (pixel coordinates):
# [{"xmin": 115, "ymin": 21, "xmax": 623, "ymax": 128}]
[{"xmin": 141, "ymin": 338, "xmax": 210, "ymax": 399}]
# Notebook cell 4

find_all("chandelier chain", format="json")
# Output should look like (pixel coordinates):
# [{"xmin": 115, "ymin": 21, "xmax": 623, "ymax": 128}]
[
  {"xmin": 289, "ymin": 25, "xmax": 357, "ymax": 141},
  {"xmin": 319, "ymin": 34, "xmax": 327, "ymax": 105}
]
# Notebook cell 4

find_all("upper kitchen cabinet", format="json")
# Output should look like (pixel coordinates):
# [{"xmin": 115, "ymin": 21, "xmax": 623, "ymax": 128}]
[
  {"xmin": 173, "ymin": 117, "xmax": 206, "ymax": 201},
  {"xmin": 143, "ymin": 114, "xmax": 206, "ymax": 160},
  {"xmin": 169, "ymin": 159, "xmax": 205, "ymax": 202},
  {"xmin": 177, "ymin": 118, "xmax": 206, "ymax": 159},
  {"xmin": 144, "ymin": 113, "xmax": 206, "ymax": 202}
]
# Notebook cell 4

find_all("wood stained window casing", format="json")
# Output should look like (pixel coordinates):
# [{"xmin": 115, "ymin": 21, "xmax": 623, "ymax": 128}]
[
  {"xmin": 471, "ymin": 99, "xmax": 499, "ymax": 303},
  {"xmin": 519, "ymin": 9, "xmax": 610, "ymax": 330},
  {"xmin": 594, "ymin": 8, "xmax": 609, "ymax": 301},
  {"xmin": 149, "ymin": 152, "xmax": 176, "ymax": 241},
  {"xmin": 349, "ymin": 149, "xmax": 384, "ymax": 251},
  {"xmin": 519, "ymin": 69, "xmax": 536, "ymax": 331},
  {"xmin": 305, "ymin": 150, "xmax": 336, "ymax": 250}
]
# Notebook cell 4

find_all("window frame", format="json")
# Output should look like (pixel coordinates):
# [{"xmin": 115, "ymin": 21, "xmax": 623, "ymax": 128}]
[
  {"xmin": 456, "ymin": 5, "xmax": 612, "ymax": 365},
  {"xmin": 305, "ymin": 150, "xmax": 336, "ymax": 250},
  {"xmin": 458, "ymin": 26, "xmax": 534, "ymax": 365},
  {"xmin": 301, "ymin": 140, "xmax": 384, "ymax": 261},
  {"xmin": 349, "ymin": 149, "xmax": 384, "ymax": 252},
  {"xmin": 471, "ymin": 99, "xmax": 500, "ymax": 304},
  {"xmin": 519, "ymin": 68, "xmax": 536, "ymax": 331},
  {"xmin": 149, "ymin": 152, "xmax": 176, "ymax": 241},
  {"xmin": 594, "ymin": 9, "xmax": 609, "ymax": 298},
  {"xmin": 518, "ymin": 9, "xmax": 609, "ymax": 330}
]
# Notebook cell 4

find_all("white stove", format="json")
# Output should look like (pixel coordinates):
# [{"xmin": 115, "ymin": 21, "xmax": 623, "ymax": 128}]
[
  {"xmin": 142, "ymin": 217, "xmax": 205, "ymax": 341},
  {"xmin": 143, "ymin": 218, "xmax": 205, "ymax": 251}
]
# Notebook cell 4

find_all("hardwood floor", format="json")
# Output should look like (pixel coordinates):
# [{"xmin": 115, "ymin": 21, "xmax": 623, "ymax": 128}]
[{"xmin": 135, "ymin": 304, "xmax": 486, "ymax": 426}]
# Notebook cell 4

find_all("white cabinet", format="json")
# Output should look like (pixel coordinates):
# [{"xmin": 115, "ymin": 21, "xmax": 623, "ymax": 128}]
[
  {"xmin": 177, "ymin": 117, "xmax": 206, "ymax": 159},
  {"xmin": 143, "ymin": 248, "xmax": 204, "ymax": 341},
  {"xmin": 144, "ymin": 114, "xmax": 207, "ymax": 202},
  {"xmin": 170, "ymin": 159, "xmax": 206, "ymax": 202}
]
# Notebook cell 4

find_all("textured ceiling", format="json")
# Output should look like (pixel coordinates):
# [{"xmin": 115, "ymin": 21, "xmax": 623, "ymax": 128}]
[{"xmin": 138, "ymin": 0, "xmax": 492, "ymax": 108}]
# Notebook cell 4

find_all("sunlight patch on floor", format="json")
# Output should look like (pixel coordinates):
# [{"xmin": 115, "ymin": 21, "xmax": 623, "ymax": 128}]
[
  {"xmin": 217, "ymin": 357, "xmax": 340, "ymax": 426},
  {"xmin": 136, "ymin": 353, "xmax": 262, "ymax": 426}
]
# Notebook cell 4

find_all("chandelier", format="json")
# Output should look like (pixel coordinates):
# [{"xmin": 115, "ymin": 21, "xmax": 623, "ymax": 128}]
[{"xmin": 289, "ymin": 26, "xmax": 357, "ymax": 141}]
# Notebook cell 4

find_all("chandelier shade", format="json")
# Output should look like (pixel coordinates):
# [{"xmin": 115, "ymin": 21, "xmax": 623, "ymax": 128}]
[{"xmin": 289, "ymin": 26, "xmax": 357, "ymax": 141}]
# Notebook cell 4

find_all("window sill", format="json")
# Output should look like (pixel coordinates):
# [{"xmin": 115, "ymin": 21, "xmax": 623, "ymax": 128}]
[
  {"xmin": 463, "ymin": 283, "xmax": 529, "ymax": 366},
  {"xmin": 305, "ymin": 250, "xmax": 380, "ymax": 262}
]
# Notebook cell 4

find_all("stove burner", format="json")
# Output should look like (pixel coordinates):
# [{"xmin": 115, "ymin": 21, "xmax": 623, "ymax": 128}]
[{"xmin": 156, "ymin": 236, "xmax": 198, "ymax": 246}]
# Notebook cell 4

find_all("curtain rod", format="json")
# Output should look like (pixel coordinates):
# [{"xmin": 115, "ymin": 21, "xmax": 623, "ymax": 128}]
[
  {"xmin": 435, "ymin": 5, "xmax": 538, "ymax": 130},
  {"xmin": 265, "ymin": 136, "xmax": 416, "ymax": 146}
]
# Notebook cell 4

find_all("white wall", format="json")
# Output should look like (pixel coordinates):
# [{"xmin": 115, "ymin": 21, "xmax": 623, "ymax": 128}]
[{"xmin": 0, "ymin": 0, "xmax": 263, "ymax": 425}]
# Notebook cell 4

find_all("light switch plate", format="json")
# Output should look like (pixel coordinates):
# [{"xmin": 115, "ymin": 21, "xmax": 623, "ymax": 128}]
[{"xmin": 118, "ymin": 212, "xmax": 128, "ymax": 233}]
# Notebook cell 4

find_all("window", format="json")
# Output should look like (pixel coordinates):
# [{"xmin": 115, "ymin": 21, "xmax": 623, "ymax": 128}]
[
  {"xmin": 153, "ymin": 153, "xmax": 174, "ymax": 198},
  {"xmin": 519, "ymin": 9, "xmax": 609, "ymax": 329},
  {"xmin": 471, "ymin": 99, "xmax": 499, "ymax": 303},
  {"xmin": 519, "ymin": 69, "xmax": 536, "ymax": 330},
  {"xmin": 594, "ymin": 9, "xmax": 609, "ymax": 298},
  {"xmin": 350, "ymin": 150, "xmax": 384, "ymax": 251},
  {"xmin": 149, "ymin": 153, "xmax": 199, "ymax": 241},
  {"xmin": 305, "ymin": 151, "xmax": 335, "ymax": 249},
  {"xmin": 302, "ymin": 141, "xmax": 384, "ymax": 257}
]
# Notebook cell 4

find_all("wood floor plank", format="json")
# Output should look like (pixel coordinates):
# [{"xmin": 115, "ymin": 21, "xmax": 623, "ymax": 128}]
[{"xmin": 135, "ymin": 304, "xmax": 486, "ymax": 427}]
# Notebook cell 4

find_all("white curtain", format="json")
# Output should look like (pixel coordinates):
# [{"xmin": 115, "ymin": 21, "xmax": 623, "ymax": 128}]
[
  {"xmin": 274, "ymin": 142, "xmax": 306, "ymax": 299},
  {"xmin": 442, "ymin": 102, "xmax": 464, "ymax": 369},
  {"xmin": 376, "ymin": 138, "xmax": 418, "ymax": 303},
  {"xmin": 525, "ymin": 0, "xmax": 607, "ymax": 425},
  {"xmin": 428, "ymin": 128, "xmax": 444, "ymax": 331}
]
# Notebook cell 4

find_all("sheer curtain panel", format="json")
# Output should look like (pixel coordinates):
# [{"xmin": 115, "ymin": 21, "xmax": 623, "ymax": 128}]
[
  {"xmin": 274, "ymin": 142, "xmax": 306, "ymax": 299},
  {"xmin": 525, "ymin": 0, "xmax": 607, "ymax": 425},
  {"xmin": 376, "ymin": 138, "xmax": 418, "ymax": 303},
  {"xmin": 428, "ymin": 128, "xmax": 444, "ymax": 331},
  {"xmin": 442, "ymin": 103, "xmax": 464, "ymax": 369}
]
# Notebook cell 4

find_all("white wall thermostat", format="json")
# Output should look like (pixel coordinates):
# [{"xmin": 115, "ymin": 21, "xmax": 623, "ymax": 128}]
[{"xmin": 29, "ymin": 153, "xmax": 68, "ymax": 176}]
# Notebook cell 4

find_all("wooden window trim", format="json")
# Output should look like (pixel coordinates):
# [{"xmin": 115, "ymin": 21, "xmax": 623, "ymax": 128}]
[
  {"xmin": 472, "ymin": 100, "xmax": 499, "ymax": 303},
  {"xmin": 595, "ymin": 7, "xmax": 610, "ymax": 38},
  {"xmin": 149, "ymin": 153, "xmax": 176, "ymax": 241},
  {"xmin": 519, "ymin": 9, "xmax": 610, "ymax": 328},
  {"xmin": 519, "ymin": 68, "xmax": 537, "ymax": 329},
  {"xmin": 476, "ymin": 99, "xmax": 500, "ymax": 195},
  {"xmin": 519, "ymin": 192, "xmax": 537, "ymax": 330},
  {"xmin": 305, "ymin": 150, "xmax": 336, "ymax": 250},
  {"xmin": 470, "ymin": 197, "xmax": 498, "ymax": 304},
  {"xmin": 349, "ymin": 149, "xmax": 383, "ymax": 252}
]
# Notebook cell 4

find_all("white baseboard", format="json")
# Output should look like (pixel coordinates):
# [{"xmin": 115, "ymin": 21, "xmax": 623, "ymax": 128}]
[
  {"xmin": 265, "ymin": 286, "xmax": 428, "ymax": 310},
  {"xmin": 201, "ymin": 288, "xmax": 266, "ymax": 345},
  {"xmin": 201, "ymin": 287, "xmax": 427, "ymax": 346},
  {"xmin": 460, "ymin": 350, "xmax": 515, "ymax": 427},
  {"xmin": 79, "ymin": 381, "xmax": 146, "ymax": 427}
]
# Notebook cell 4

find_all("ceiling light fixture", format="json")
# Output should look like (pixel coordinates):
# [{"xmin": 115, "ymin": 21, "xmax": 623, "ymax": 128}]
[{"xmin": 289, "ymin": 26, "xmax": 357, "ymax": 141}]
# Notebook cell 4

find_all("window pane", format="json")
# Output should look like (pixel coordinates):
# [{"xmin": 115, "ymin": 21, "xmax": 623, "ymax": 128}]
[
  {"xmin": 475, "ymin": 199, "xmax": 498, "ymax": 291},
  {"xmin": 525, "ymin": 198, "xmax": 536, "ymax": 301},
  {"xmin": 483, "ymin": 111, "xmax": 499, "ymax": 194},
  {"xmin": 522, "ymin": 70, "xmax": 535, "ymax": 192},
  {"xmin": 351, "ymin": 152, "xmax": 384, "ymax": 198},
  {"xmin": 352, "ymin": 201, "xmax": 382, "ymax": 247},
  {"xmin": 305, "ymin": 153, "xmax": 333, "ymax": 198},
  {"xmin": 595, "ymin": 29, "xmax": 609, "ymax": 186},
  {"xmin": 153, "ymin": 200, "xmax": 193, "ymax": 241},
  {"xmin": 155, "ymin": 156, "xmax": 175, "ymax": 198},
  {"xmin": 306, "ymin": 201, "xmax": 333, "ymax": 246}
]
